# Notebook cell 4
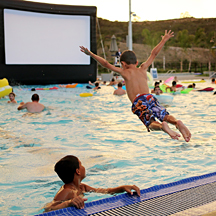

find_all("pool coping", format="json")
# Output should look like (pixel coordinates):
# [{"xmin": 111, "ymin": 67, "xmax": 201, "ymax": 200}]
[{"xmin": 35, "ymin": 171, "xmax": 216, "ymax": 216}]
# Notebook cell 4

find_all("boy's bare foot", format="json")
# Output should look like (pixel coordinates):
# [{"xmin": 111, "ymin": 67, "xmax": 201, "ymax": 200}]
[
  {"xmin": 176, "ymin": 120, "xmax": 191, "ymax": 142},
  {"xmin": 162, "ymin": 122, "xmax": 181, "ymax": 140}
]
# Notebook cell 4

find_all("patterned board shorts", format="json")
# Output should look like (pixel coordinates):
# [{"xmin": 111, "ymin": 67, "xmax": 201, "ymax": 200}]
[{"xmin": 131, "ymin": 94, "xmax": 169, "ymax": 131}]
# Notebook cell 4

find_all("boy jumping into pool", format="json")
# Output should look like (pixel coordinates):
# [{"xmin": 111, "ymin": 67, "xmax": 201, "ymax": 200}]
[
  {"xmin": 45, "ymin": 155, "xmax": 140, "ymax": 211},
  {"xmin": 80, "ymin": 30, "xmax": 191, "ymax": 142}
]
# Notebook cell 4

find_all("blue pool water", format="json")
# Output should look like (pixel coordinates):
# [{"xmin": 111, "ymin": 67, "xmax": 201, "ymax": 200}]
[{"xmin": 0, "ymin": 80, "xmax": 216, "ymax": 216}]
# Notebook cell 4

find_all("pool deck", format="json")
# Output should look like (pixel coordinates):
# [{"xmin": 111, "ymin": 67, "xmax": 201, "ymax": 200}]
[
  {"xmin": 171, "ymin": 201, "xmax": 216, "ymax": 216},
  {"xmin": 98, "ymin": 72, "xmax": 209, "ymax": 82},
  {"xmin": 156, "ymin": 73, "xmax": 208, "ymax": 81},
  {"xmin": 36, "ymin": 172, "xmax": 216, "ymax": 216}
]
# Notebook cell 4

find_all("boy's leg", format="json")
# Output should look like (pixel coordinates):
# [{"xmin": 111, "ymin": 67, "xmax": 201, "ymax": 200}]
[
  {"xmin": 163, "ymin": 115, "xmax": 191, "ymax": 142},
  {"xmin": 149, "ymin": 121, "xmax": 180, "ymax": 140}
]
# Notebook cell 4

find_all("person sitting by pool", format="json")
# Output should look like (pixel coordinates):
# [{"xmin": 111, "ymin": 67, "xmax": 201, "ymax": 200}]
[
  {"xmin": 211, "ymin": 78, "xmax": 215, "ymax": 84},
  {"xmin": 113, "ymin": 82, "xmax": 126, "ymax": 95},
  {"xmin": 7, "ymin": 92, "xmax": 17, "ymax": 103},
  {"xmin": 17, "ymin": 93, "xmax": 45, "ymax": 113},
  {"xmin": 166, "ymin": 81, "xmax": 177, "ymax": 92},
  {"xmin": 187, "ymin": 83, "xmax": 196, "ymax": 88},
  {"xmin": 80, "ymin": 30, "xmax": 191, "ymax": 142},
  {"xmin": 151, "ymin": 81, "xmax": 163, "ymax": 94},
  {"xmin": 107, "ymin": 78, "xmax": 118, "ymax": 86},
  {"xmin": 45, "ymin": 155, "xmax": 140, "ymax": 211}
]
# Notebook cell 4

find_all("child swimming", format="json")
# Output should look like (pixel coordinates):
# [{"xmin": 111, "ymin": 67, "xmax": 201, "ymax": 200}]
[
  {"xmin": 7, "ymin": 92, "xmax": 17, "ymax": 103},
  {"xmin": 45, "ymin": 155, "xmax": 140, "ymax": 211},
  {"xmin": 80, "ymin": 30, "xmax": 191, "ymax": 142}
]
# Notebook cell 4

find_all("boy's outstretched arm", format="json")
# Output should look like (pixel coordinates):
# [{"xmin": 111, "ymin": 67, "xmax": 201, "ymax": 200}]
[
  {"xmin": 80, "ymin": 46, "xmax": 124, "ymax": 75},
  {"xmin": 107, "ymin": 185, "xmax": 140, "ymax": 196},
  {"xmin": 82, "ymin": 183, "xmax": 140, "ymax": 196},
  {"xmin": 140, "ymin": 30, "xmax": 174, "ymax": 70}
]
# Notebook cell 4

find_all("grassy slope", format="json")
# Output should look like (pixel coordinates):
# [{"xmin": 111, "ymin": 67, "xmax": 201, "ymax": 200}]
[{"xmin": 97, "ymin": 18, "xmax": 216, "ymax": 66}]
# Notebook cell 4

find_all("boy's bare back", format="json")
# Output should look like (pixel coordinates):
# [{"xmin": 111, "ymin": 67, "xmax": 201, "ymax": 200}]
[{"xmin": 118, "ymin": 66, "xmax": 149, "ymax": 102}]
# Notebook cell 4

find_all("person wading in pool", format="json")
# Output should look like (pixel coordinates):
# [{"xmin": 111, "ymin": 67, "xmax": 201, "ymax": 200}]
[
  {"xmin": 17, "ymin": 93, "xmax": 45, "ymax": 113},
  {"xmin": 113, "ymin": 82, "xmax": 126, "ymax": 95},
  {"xmin": 151, "ymin": 81, "xmax": 163, "ymax": 94},
  {"xmin": 153, "ymin": 86, "xmax": 161, "ymax": 96},
  {"xmin": 166, "ymin": 81, "xmax": 177, "ymax": 92},
  {"xmin": 45, "ymin": 155, "xmax": 140, "ymax": 211},
  {"xmin": 80, "ymin": 30, "xmax": 191, "ymax": 142},
  {"xmin": 7, "ymin": 92, "xmax": 17, "ymax": 103}
]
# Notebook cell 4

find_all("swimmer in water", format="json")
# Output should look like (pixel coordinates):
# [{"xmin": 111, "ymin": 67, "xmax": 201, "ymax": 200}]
[
  {"xmin": 151, "ymin": 81, "xmax": 163, "ymax": 94},
  {"xmin": 88, "ymin": 81, "xmax": 101, "ymax": 90},
  {"xmin": 166, "ymin": 81, "xmax": 177, "ymax": 92},
  {"xmin": 113, "ymin": 82, "xmax": 126, "ymax": 95},
  {"xmin": 45, "ymin": 155, "xmax": 140, "ymax": 211},
  {"xmin": 80, "ymin": 30, "xmax": 191, "ymax": 142},
  {"xmin": 107, "ymin": 78, "xmax": 118, "ymax": 86},
  {"xmin": 7, "ymin": 92, "xmax": 17, "ymax": 103},
  {"xmin": 17, "ymin": 93, "xmax": 45, "ymax": 113}
]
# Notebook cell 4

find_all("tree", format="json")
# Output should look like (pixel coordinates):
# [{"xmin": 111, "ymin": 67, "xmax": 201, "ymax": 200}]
[
  {"xmin": 177, "ymin": 29, "xmax": 192, "ymax": 71},
  {"xmin": 207, "ymin": 31, "xmax": 216, "ymax": 70},
  {"xmin": 142, "ymin": 29, "xmax": 162, "ymax": 68},
  {"xmin": 194, "ymin": 27, "xmax": 206, "ymax": 48}
]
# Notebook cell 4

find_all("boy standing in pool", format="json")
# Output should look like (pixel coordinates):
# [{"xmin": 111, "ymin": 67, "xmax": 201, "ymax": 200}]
[
  {"xmin": 80, "ymin": 30, "xmax": 191, "ymax": 142},
  {"xmin": 45, "ymin": 155, "xmax": 140, "ymax": 211},
  {"xmin": 7, "ymin": 92, "xmax": 17, "ymax": 103}
]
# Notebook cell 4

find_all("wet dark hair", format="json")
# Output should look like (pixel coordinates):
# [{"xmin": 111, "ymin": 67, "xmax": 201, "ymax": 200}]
[
  {"xmin": 212, "ymin": 78, "xmax": 215, "ymax": 82},
  {"xmin": 31, "ymin": 88, "xmax": 36, "ymax": 91},
  {"xmin": 192, "ymin": 83, "xmax": 196, "ymax": 87},
  {"xmin": 172, "ymin": 81, "xmax": 176, "ymax": 86},
  {"xmin": 111, "ymin": 78, "xmax": 115, "ymax": 82},
  {"xmin": 95, "ymin": 82, "xmax": 99, "ymax": 87},
  {"xmin": 120, "ymin": 50, "xmax": 137, "ymax": 65},
  {"xmin": 31, "ymin": 93, "xmax": 39, "ymax": 101},
  {"xmin": 54, "ymin": 155, "xmax": 79, "ymax": 184},
  {"xmin": 9, "ymin": 92, "xmax": 15, "ymax": 97},
  {"xmin": 117, "ymin": 82, "xmax": 123, "ymax": 87},
  {"xmin": 154, "ymin": 81, "xmax": 160, "ymax": 87}
]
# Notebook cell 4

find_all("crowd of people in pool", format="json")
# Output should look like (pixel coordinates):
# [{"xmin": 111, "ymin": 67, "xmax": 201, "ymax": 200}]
[{"xmin": 2, "ymin": 29, "xmax": 216, "ymax": 212}]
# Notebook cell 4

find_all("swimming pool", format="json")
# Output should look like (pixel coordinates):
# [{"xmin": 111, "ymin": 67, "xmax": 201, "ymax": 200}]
[{"xmin": 0, "ymin": 80, "xmax": 216, "ymax": 216}]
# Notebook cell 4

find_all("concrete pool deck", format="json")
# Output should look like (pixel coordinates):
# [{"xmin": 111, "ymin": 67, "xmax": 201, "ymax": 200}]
[
  {"xmin": 99, "ymin": 72, "xmax": 210, "ymax": 82},
  {"xmin": 156, "ymin": 73, "xmax": 208, "ymax": 81},
  {"xmin": 171, "ymin": 201, "xmax": 216, "ymax": 216}
]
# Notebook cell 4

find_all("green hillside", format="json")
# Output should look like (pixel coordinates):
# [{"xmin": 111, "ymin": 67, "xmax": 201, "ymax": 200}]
[
  {"xmin": 96, "ymin": 17, "xmax": 216, "ymax": 73},
  {"xmin": 97, "ymin": 17, "xmax": 216, "ymax": 47}
]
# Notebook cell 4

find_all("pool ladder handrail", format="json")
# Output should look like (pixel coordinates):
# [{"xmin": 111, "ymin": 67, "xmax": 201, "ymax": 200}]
[{"xmin": 166, "ymin": 70, "xmax": 176, "ymax": 74}]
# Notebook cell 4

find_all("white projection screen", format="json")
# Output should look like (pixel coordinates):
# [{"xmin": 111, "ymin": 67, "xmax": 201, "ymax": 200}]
[{"xmin": 4, "ymin": 9, "xmax": 90, "ymax": 65}]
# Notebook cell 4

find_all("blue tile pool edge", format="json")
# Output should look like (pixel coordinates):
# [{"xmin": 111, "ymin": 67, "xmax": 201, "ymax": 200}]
[{"xmin": 35, "ymin": 171, "xmax": 216, "ymax": 216}]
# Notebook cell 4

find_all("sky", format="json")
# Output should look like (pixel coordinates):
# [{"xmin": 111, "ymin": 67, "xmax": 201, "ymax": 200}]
[{"xmin": 26, "ymin": 0, "xmax": 216, "ymax": 22}]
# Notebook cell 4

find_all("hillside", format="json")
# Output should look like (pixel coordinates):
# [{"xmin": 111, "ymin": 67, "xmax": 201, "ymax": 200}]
[
  {"xmin": 97, "ymin": 17, "xmax": 216, "ymax": 44},
  {"xmin": 96, "ymin": 17, "xmax": 216, "ymax": 72}
]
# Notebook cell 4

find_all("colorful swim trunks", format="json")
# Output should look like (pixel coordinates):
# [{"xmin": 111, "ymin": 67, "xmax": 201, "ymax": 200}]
[{"xmin": 131, "ymin": 94, "xmax": 169, "ymax": 131}]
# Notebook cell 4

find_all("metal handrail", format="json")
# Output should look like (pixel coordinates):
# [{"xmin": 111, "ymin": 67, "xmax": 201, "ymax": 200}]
[
  {"xmin": 209, "ymin": 72, "xmax": 216, "ymax": 78},
  {"xmin": 166, "ymin": 70, "xmax": 176, "ymax": 74}
]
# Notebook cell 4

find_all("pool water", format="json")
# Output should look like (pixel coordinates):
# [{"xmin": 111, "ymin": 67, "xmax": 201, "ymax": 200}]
[{"xmin": 0, "ymin": 81, "xmax": 216, "ymax": 216}]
